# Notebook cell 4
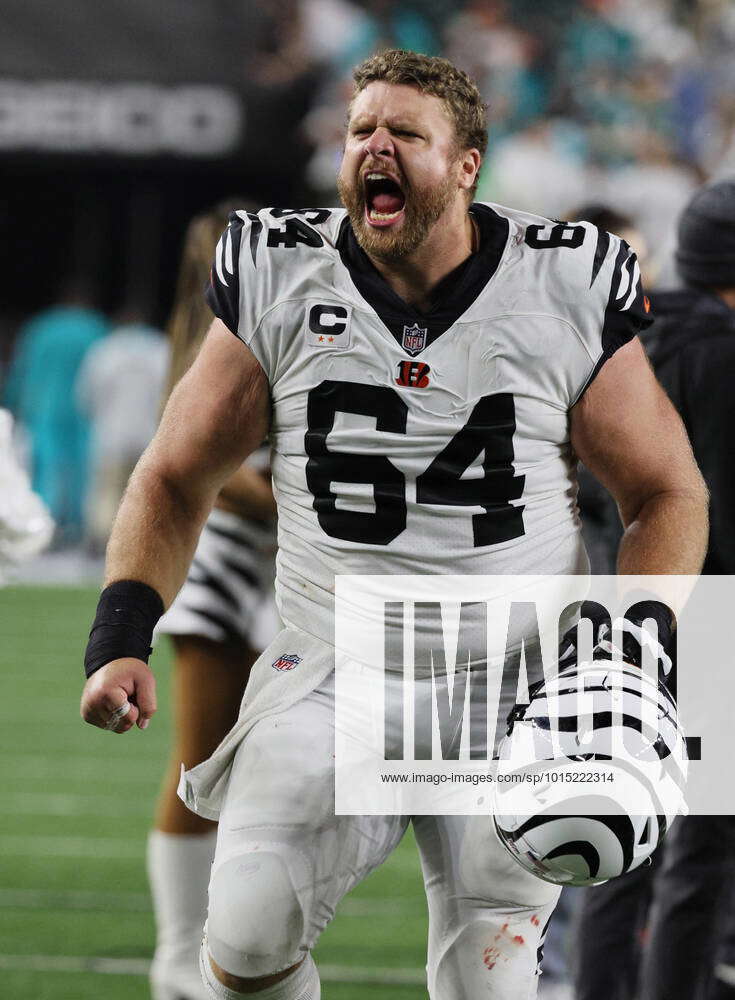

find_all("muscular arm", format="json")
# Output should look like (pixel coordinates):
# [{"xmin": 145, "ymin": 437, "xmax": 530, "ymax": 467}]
[
  {"xmin": 105, "ymin": 319, "xmax": 270, "ymax": 604},
  {"xmin": 81, "ymin": 319, "xmax": 269, "ymax": 732},
  {"xmin": 571, "ymin": 338, "xmax": 708, "ymax": 577}
]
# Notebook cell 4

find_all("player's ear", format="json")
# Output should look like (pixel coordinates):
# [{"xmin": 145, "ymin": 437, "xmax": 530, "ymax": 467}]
[{"xmin": 457, "ymin": 148, "xmax": 481, "ymax": 194}]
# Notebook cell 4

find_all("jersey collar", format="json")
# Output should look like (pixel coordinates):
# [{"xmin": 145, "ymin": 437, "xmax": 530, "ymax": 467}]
[{"xmin": 336, "ymin": 203, "xmax": 510, "ymax": 356}]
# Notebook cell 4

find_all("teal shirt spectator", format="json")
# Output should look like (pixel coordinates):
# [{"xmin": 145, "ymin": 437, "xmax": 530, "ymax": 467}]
[
  {"xmin": 3, "ymin": 304, "xmax": 109, "ymax": 542},
  {"xmin": 561, "ymin": 10, "xmax": 634, "ymax": 75}
]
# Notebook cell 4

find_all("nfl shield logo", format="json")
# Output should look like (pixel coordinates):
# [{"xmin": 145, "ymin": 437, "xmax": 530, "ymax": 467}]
[
  {"xmin": 402, "ymin": 322, "xmax": 428, "ymax": 356},
  {"xmin": 272, "ymin": 653, "xmax": 302, "ymax": 672}
]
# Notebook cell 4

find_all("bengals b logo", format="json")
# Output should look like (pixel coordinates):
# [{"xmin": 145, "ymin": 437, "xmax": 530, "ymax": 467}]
[{"xmin": 396, "ymin": 361, "xmax": 430, "ymax": 388}]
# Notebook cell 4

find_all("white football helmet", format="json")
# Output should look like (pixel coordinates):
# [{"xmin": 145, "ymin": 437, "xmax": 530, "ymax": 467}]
[{"xmin": 492, "ymin": 660, "xmax": 688, "ymax": 886}]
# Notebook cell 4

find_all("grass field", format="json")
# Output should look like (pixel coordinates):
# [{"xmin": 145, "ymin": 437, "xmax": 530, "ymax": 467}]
[{"xmin": 0, "ymin": 585, "xmax": 430, "ymax": 1000}]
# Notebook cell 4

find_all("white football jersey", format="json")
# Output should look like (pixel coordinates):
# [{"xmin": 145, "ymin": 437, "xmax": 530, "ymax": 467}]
[{"xmin": 207, "ymin": 203, "xmax": 652, "ymax": 645}]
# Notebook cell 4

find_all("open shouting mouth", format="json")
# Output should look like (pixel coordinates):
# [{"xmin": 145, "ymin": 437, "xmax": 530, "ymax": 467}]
[{"xmin": 363, "ymin": 171, "xmax": 406, "ymax": 227}]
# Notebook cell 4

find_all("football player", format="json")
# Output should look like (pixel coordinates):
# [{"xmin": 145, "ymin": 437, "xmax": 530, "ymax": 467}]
[
  {"xmin": 80, "ymin": 51, "xmax": 708, "ymax": 1000},
  {"xmin": 147, "ymin": 204, "xmax": 278, "ymax": 1000}
]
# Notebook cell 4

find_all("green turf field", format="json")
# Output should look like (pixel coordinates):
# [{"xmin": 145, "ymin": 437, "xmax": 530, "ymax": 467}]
[{"xmin": 0, "ymin": 585, "xmax": 429, "ymax": 999}]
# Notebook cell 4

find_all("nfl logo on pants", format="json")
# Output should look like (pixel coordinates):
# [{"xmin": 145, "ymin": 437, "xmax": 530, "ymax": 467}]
[{"xmin": 402, "ymin": 323, "xmax": 428, "ymax": 356}]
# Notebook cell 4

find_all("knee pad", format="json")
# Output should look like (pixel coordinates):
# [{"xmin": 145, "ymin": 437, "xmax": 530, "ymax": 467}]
[{"xmin": 207, "ymin": 851, "xmax": 305, "ymax": 978}]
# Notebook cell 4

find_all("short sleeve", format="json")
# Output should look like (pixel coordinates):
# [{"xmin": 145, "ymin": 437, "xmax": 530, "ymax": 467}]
[
  {"xmin": 601, "ymin": 239, "xmax": 654, "ymax": 354},
  {"xmin": 205, "ymin": 211, "xmax": 248, "ymax": 337},
  {"xmin": 573, "ymin": 236, "xmax": 654, "ymax": 403}
]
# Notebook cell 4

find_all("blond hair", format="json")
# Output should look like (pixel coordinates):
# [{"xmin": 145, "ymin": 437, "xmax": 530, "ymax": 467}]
[{"xmin": 352, "ymin": 49, "xmax": 488, "ymax": 166}]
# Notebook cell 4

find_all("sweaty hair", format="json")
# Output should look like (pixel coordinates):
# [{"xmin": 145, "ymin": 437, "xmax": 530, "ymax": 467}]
[
  {"xmin": 163, "ymin": 199, "xmax": 256, "ymax": 404},
  {"xmin": 351, "ymin": 49, "xmax": 488, "ymax": 164}
]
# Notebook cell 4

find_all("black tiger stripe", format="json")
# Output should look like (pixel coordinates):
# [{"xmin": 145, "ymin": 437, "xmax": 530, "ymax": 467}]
[
  {"xmin": 187, "ymin": 561, "xmax": 240, "ymax": 611},
  {"xmin": 206, "ymin": 521, "xmax": 258, "ymax": 551},
  {"xmin": 221, "ymin": 557, "xmax": 260, "ymax": 590},
  {"xmin": 247, "ymin": 212, "xmax": 263, "ymax": 267},
  {"xmin": 575, "ymin": 237, "xmax": 653, "ymax": 402},
  {"xmin": 607, "ymin": 240, "xmax": 632, "ymax": 308},
  {"xmin": 185, "ymin": 604, "xmax": 241, "ymax": 644},
  {"xmin": 590, "ymin": 228, "xmax": 610, "ymax": 287},
  {"xmin": 205, "ymin": 211, "xmax": 245, "ymax": 336}
]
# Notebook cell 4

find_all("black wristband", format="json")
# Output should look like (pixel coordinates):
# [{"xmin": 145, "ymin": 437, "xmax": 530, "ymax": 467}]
[{"xmin": 84, "ymin": 580, "xmax": 165, "ymax": 678}]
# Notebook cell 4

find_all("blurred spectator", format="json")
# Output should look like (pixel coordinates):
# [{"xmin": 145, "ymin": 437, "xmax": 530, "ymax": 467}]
[
  {"xmin": 610, "ymin": 0, "xmax": 696, "ymax": 66},
  {"xmin": 479, "ymin": 117, "xmax": 590, "ymax": 220},
  {"xmin": 300, "ymin": 0, "xmax": 372, "ymax": 70},
  {"xmin": 2, "ymin": 280, "xmax": 108, "ymax": 545},
  {"xmin": 249, "ymin": 0, "xmax": 317, "ymax": 87},
  {"xmin": 700, "ymin": 94, "xmax": 735, "ymax": 180},
  {"xmin": 445, "ymin": 0, "xmax": 547, "ymax": 139},
  {"xmin": 337, "ymin": 0, "xmax": 439, "ymax": 70},
  {"xmin": 601, "ymin": 129, "xmax": 697, "ymax": 285},
  {"xmin": 303, "ymin": 73, "xmax": 355, "ymax": 200},
  {"xmin": 561, "ymin": 0, "xmax": 635, "ymax": 75},
  {"xmin": 76, "ymin": 313, "xmax": 168, "ymax": 553}
]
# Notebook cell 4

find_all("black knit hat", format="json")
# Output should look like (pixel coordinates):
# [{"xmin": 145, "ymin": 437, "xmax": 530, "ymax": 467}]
[{"xmin": 676, "ymin": 179, "xmax": 735, "ymax": 289}]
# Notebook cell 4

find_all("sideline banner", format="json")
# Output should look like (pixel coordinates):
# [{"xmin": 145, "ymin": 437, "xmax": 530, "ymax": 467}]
[{"xmin": 0, "ymin": 1, "xmax": 305, "ymax": 162}]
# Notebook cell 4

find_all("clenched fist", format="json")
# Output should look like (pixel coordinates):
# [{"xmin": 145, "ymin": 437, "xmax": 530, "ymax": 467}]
[{"xmin": 80, "ymin": 657, "xmax": 157, "ymax": 733}]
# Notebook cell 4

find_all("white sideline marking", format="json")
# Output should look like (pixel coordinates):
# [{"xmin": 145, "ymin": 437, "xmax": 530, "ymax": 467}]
[
  {"xmin": 7, "ymin": 792, "xmax": 152, "ymax": 817},
  {"xmin": 0, "ymin": 954, "xmax": 426, "ymax": 985},
  {"xmin": 321, "ymin": 964, "xmax": 424, "ymax": 985},
  {"xmin": 0, "ymin": 754, "xmax": 162, "ymax": 783},
  {"xmin": 0, "ymin": 954, "xmax": 151, "ymax": 976},
  {"xmin": 0, "ymin": 836, "xmax": 144, "ymax": 859},
  {"xmin": 0, "ymin": 887, "xmax": 422, "ymax": 918},
  {"xmin": 0, "ymin": 889, "xmax": 151, "ymax": 912}
]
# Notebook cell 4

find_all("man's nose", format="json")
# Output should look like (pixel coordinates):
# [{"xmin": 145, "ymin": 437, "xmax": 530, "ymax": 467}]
[{"xmin": 364, "ymin": 127, "xmax": 395, "ymax": 159}]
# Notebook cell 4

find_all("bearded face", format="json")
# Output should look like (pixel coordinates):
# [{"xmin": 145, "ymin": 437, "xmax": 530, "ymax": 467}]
[
  {"xmin": 337, "ymin": 163, "xmax": 458, "ymax": 261},
  {"xmin": 337, "ymin": 82, "xmax": 469, "ymax": 263}
]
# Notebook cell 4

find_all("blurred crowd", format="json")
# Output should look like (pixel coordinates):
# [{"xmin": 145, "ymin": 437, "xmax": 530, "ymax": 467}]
[
  {"xmin": 298, "ymin": 0, "xmax": 735, "ymax": 282},
  {"xmin": 3, "ymin": 0, "xmax": 735, "ymax": 550},
  {"xmin": 2, "ymin": 293, "xmax": 168, "ymax": 551}
]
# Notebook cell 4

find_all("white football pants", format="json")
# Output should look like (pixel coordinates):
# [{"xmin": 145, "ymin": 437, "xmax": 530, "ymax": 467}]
[{"xmin": 206, "ymin": 673, "xmax": 560, "ymax": 999}]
